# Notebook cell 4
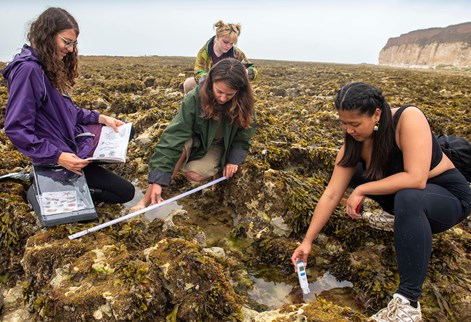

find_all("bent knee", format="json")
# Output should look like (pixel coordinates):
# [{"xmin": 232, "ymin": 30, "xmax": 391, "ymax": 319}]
[
  {"xmin": 394, "ymin": 188, "xmax": 424, "ymax": 217},
  {"xmin": 183, "ymin": 77, "xmax": 197, "ymax": 94},
  {"xmin": 185, "ymin": 171, "xmax": 209, "ymax": 182},
  {"xmin": 395, "ymin": 189, "xmax": 423, "ymax": 203},
  {"xmin": 120, "ymin": 184, "xmax": 135, "ymax": 203}
]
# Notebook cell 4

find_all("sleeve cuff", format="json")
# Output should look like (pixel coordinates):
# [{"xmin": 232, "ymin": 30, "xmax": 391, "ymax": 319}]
[
  {"xmin": 228, "ymin": 148, "xmax": 248, "ymax": 165},
  {"xmin": 148, "ymin": 169, "xmax": 172, "ymax": 186},
  {"xmin": 247, "ymin": 68, "xmax": 255, "ymax": 80}
]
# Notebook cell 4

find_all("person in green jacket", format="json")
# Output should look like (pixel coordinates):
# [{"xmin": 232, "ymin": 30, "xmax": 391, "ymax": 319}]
[
  {"xmin": 132, "ymin": 58, "xmax": 256, "ymax": 211},
  {"xmin": 183, "ymin": 20, "xmax": 258, "ymax": 94}
]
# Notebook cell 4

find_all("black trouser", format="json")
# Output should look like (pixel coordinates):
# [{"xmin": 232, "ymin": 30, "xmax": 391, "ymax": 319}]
[
  {"xmin": 350, "ymin": 165, "xmax": 471, "ymax": 301},
  {"xmin": 83, "ymin": 163, "xmax": 135, "ymax": 204},
  {"xmin": 83, "ymin": 126, "xmax": 135, "ymax": 204}
]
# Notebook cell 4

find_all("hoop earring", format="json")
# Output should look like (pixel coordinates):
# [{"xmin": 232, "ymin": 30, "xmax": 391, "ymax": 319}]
[{"xmin": 373, "ymin": 122, "xmax": 379, "ymax": 132}]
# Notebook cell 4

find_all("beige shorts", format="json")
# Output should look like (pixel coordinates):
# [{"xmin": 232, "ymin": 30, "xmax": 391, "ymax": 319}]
[{"xmin": 181, "ymin": 139, "xmax": 223, "ymax": 178}]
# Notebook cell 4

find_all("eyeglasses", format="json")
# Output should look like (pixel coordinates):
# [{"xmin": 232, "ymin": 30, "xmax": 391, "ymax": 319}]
[{"xmin": 58, "ymin": 34, "xmax": 78, "ymax": 49}]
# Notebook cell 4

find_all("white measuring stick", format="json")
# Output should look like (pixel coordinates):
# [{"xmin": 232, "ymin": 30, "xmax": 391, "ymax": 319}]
[{"xmin": 68, "ymin": 176, "xmax": 227, "ymax": 240}]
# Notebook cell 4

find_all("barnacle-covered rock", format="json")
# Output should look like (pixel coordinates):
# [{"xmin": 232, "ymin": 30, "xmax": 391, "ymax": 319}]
[
  {"xmin": 1, "ymin": 56, "xmax": 470, "ymax": 321},
  {"xmin": 20, "ymin": 213, "xmax": 244, "ymax": 321}
]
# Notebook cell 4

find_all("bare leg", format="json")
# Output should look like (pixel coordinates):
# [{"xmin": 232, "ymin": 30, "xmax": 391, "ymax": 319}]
[
  {"xmin": 184, "ymin": 171, "xmax": 211, "ymax": 182},
  {"xmin": 172, "ymin": 145, "xmax": 212, "ymax": 181},
  {"xmin": 183, "ymin": 77, "xmax": 197, "ymax": 94},
  {"xmin": 172, "ymin": 146, "xmax": 189, "ymax": 179}
]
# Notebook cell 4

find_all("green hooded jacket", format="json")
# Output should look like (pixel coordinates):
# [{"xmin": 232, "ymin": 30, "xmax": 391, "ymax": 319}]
[{"xmin": 148, "ymin": 87, "xmax": 256, "ymax": 186}]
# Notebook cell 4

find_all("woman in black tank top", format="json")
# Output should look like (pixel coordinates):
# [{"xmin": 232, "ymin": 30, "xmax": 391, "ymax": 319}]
[{"xmin": 291, "ymin": 82, "xmax": 471, "ymax": 321}]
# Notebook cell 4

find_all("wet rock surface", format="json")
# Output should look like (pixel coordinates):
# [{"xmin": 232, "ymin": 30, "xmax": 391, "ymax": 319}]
[{"xmin": 0, "ymin": 56, "xmax": 470, "ymax": 321}]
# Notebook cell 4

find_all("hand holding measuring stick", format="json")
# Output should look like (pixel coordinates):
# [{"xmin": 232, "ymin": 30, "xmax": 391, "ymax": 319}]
[{"xmin": 68, "ymin": 176, "xmax": 227, "ymax": 240}]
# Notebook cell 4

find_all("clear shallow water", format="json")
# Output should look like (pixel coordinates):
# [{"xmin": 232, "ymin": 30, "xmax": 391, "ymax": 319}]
[
  {"xmin": 125, "ymin": 186, "xmax": 358, "ymax": 311},
  {"xmin": 248, "ymin": 270, "xmax": 355, "ymax": 310}
]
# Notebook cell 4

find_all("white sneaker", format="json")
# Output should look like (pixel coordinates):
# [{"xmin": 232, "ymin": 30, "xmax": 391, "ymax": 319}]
[
  {"xmin": 362, "ymin": 211, "xmax": 395, "ymax": 232},
  {"xmin": 370, "ymin": 293, "xmax": 422, "ymax": 321}
]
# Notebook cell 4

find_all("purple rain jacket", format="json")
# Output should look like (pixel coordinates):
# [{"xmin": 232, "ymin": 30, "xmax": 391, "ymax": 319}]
[{"xmin": 2, "ymin": 45, "xmax": 100, "ymax": 164}]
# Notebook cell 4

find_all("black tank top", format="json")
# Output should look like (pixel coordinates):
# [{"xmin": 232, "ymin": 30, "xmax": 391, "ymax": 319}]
[{"xmin": 385, "ymin": 105, "xmax": 442, "ymax": 176}]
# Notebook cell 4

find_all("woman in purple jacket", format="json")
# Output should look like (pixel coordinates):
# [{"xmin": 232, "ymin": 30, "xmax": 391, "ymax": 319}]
[{"xmin": 3, "ymin": 7, "xmax": 134, "ymax": 204}]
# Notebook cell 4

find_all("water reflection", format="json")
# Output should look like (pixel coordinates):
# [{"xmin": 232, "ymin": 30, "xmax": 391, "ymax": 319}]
[
  {"xmin": 248, "ymin": 270, "xmax": 354, "ymax": 310},
  {"xmin": 248, "ymin": 277, "xmax": 293, "ymax": 309},
  {"xmin": 125, "ymin": 186, "xmax": 357, "ymax": 310}
]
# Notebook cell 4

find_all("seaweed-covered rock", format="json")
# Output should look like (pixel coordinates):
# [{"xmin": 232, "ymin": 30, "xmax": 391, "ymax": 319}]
[{"xmin": 1, "ymin": 56, "xmax": 471, "ymax": 321}]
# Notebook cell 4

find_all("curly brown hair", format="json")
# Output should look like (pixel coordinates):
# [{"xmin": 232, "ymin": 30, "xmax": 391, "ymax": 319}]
[
  {"xmin": 27, "ymin": 7, "xmax": 79, "ymax": 94},
  {"xmin": 199, "ymin": 58, "xmax": 254, "ymax": 129}
]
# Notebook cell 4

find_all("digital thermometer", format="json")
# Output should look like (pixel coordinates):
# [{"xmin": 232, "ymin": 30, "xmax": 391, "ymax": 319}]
[{"xmin": 296, "ymin": 261, "xmax": 310, "ymax": 294}]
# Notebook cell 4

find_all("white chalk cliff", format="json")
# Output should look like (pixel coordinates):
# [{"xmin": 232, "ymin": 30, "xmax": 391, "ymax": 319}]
[{"xmin": 379, "ymin": 22, "xmax": 471, "ymax": 68}]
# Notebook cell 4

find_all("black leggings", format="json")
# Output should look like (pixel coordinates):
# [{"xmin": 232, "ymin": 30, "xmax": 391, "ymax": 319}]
[
  {"xmin": 350, "ymin": 165, "xmax": 471, "ymax": 301},
  {"xmin": 83, "ymin": 126, "xmax": 135, "ymax": 204},
  {"xmin": 83, "ymin": 163, "xmax": 135, "ymax": 204}
]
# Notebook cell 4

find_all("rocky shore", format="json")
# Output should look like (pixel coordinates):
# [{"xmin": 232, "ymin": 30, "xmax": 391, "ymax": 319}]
[{"xmin": 1, "ymin": 56, "xmax": 470, "ymax": 321}]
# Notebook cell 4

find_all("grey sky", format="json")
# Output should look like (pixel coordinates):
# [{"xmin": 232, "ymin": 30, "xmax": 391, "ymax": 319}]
[{"xmin": 1, "ymin": 0, "xmax": 470, "ymax": 64}]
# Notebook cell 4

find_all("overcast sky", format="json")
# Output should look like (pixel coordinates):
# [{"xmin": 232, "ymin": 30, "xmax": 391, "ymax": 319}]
[{"xmin": 1, "ymin": 0, "xmax": 470, "ymax": 64}]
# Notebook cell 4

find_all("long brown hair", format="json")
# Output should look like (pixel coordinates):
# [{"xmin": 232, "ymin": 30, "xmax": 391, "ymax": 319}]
[
  {"xmin": 335, "ymin": 82, "xmax": 394, "ymax": 180},
  {"xmin": 27, "ymin": 7, "xmax": 79, "ymax": 93},
  {"xmin": 199, "ymin": 58, "xmax": 254, "ymax": 129}
]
